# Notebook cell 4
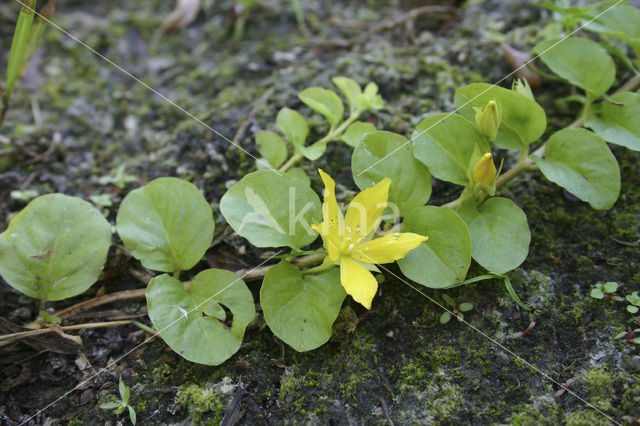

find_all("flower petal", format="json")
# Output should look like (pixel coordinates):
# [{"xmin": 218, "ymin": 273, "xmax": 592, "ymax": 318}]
[
  {"xmin": 351, "ymin": 232, "xmax": 428, "ymax": 264},
  {"xmin": 340, "ymin": 256, "xmax": 379, "ymax": 309},
  {"xmin": 344, "ymin": 178, "xmax": 391, "ymax": 243},
  {"xmin": 316, "ymin": 169, "xmax": 343, "ymax": 261}
]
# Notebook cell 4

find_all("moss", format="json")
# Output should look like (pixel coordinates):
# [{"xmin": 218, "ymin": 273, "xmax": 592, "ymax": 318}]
[
  {"xmin": 431, "ymin": 346, "xmax": 461, "ymax": 367},
  {"xmin": 583, "ymin": 366, "xmax": 615, "ymax": 411},
  {"xmin": 423, "ymin": 380, "xmax": 463, "ymax": 420},
  {"xmin": 176, "ymin": 383, "xmax": 227, "ymax": 424},
  {"xmin": 565, "ymin": 409, "xmax": 611, "ymax": 426},
  {"xmin": 509, "ymin": 396, "xmax": 564, "ymax": 426}
]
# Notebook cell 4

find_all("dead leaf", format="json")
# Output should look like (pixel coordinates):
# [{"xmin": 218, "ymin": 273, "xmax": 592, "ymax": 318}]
[
  {"xmin": 270, "ymin": 358, "xmax": 287, "ymax": 368},
  {"xmin": 501, "ymin": 43, "xmax": 541, "ymax": 88},
  {"xmin": 157, "ymin": 0, "xmax": 201, "ymax": 35}
]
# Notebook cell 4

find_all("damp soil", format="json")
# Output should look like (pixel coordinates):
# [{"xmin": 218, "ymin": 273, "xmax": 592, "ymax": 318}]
[{"xmin": 1, "ymin": 0, "xmax": 640, "ymax": 425}]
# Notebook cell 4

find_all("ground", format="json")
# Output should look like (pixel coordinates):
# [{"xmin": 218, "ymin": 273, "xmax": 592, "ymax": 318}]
[{"xmin": 1, "ymin": 0, "xmax": 639, "ymax": 424}]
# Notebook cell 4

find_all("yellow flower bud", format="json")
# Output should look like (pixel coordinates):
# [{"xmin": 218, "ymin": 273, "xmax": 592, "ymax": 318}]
[
  {"xmin": 475, "ymin": 100, "xmax": 500, "ymax": 141},
  {"xmin": 473, "ymin": 153, "xmax": 497, "ymax": 186}
]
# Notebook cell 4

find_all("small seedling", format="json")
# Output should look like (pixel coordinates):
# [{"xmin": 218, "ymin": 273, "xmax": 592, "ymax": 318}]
[
  {"xmin": 590, "ymin": 281, "xmax": 623, "ymax": 300},
  {"xmin": 511, "ymin": 321, "xmax": 536, "ymax": 339},
  {"xmin": 98, "ymin": 165, "xmax": 137, "ymax": 189},
  {"xmin": 439, "ymin": 294, "xmax": 473, "ymax": 324},
  {"xmin": 554, "ymin": 378, "xmax": 575, "ymax": 398},
  {"xmin": 626, "ymin": 292, "xmax": 640, "ymax": 314},
  {"xmin": 100, "ymin": 379, "xmax": 137, "ymax": 425},
  {"xmin": 614, "ymin": 328, "xmax": 640, "ymax": 345}
]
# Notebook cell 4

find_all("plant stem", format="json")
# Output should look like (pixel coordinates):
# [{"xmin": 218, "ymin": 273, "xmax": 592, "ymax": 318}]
[
  {"xmin": 278, "ymin": 112, "xmax": 359, "ymax": 173},
  {"xmin": 301, "ymin": 260, "xmax": 334, "ymax": 275},
  {"xmin": 53, "ymin": 288, "xmax": 146, "ymax": 320},
  {"xmin": 279, "ymin": 151, "xmax": 304, "ymax": 172},
  {"xmin": 0, "ymin": 320, "xmax": 133, "ymax": 343},
  {"xmin": 133, "ymin": 321, "xmax": 156, "ymax": 335}
]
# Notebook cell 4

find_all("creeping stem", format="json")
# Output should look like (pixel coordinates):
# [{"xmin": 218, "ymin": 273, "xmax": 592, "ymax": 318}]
[{"xmin": 13, "ymin": 76, "xmax": 640, "ymax": 335}]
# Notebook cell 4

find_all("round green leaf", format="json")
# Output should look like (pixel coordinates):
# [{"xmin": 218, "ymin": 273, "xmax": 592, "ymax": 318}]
[
  {"xmin": 457, "ymin": 197, "xmax": 531, "ymax": 275},
  {"xmin": 285, "ymin": 167, "xmax": 310, "ymax": 186},
  {"xmin": 628, "ymin": 305, "xmax": 639, "ymax": 314},
  {"xmin": 256, "ymin": 130, "xmax": 288, "ymax": 168},
  {"xmin": 454, "ymin": 83, "xmax": 547, "ymax": 149},
  {"xmin": 341, "ymin": 121, "xmax": 377, "ymax": 147},
  {"xmin": 412, "ymin": 113, "xmax": 490, "ymax": 186},
  {"xmin": 0, "ymin": 194, "xmax": 112, "ymax": 301},
  {"xmin": 220, "ymin": 170, "xmax": 321, "ymax": 248},
  {"xmin": 590, "ymin": 288, "xmax": 605, "ymax": 299},
  {"xmin": 586, "ymin": 92, "xmax": 640, "ymax": 151},
  {"xmin": 260, "ymin": 261, "xmax": 346, "ymax": 352},
  {"xmin": 116, "ymin": 177, "xmax": 214, "ymax": 272},
  {"xmin": 533, "ymin": 37, "xmax": 615, "ymax": 100},
  {"xmin": 603, "ymin": 281, "xmax": 618, "ymax": 293},
  {"xmin": 398, "ymin": 206, "xmax": 471, "ymax": 288},
  {"xmin": 299, "ymin": 87, "xmax": 344, "ymax": 127},
  {"xmin": 352, "ymin": 131, "xmax": 432, "ymax": 213},
  {"xmin": 532, "ymin": 128, "xmax": 620, "ymax": 210},
  {"xmin": 585, "ymin": 3, "xmax": 640, "ymax": 40},
  {"xmin": 146, "ymin": 269, "xmax": 255, "ymax": 365}
]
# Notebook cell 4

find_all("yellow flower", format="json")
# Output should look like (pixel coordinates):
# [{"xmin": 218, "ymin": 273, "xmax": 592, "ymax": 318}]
[
  {"xmin": 473, "ymin": 153, "xmax": 497, "ymax": 186},
  {"xmin": 474, "ymin": 100, "xmax": 500, "ymax": 141},
  {"xmin": 311, "ymin": 169, "xmax": 428, "ymax": 309}
]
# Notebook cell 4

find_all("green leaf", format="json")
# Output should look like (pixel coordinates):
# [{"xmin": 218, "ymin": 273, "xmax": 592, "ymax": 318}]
[
  {"xmin": 128, "ymin": 405, "xmax": 137, "ymax": 425},
  {"xmin": 0, "ymin": 194, "xmax": 112, "ymax": 301},
  {"xmin": 260, "ymin": 262, "xmax": 346, "ymax": 352},
  {"xmin": 398, "ymin": 206, "xmax": 471, "ymax": 288},
  {"xmin": 585, "ymin": 3, "xmax": 640, "ymax": 40},
  {"xmin": 220, "ymin": 170, "xmax": 321, "ymax": 248},
  {"xmin": 457, "ymin": 198, "xmax": 531, "ymax": 275},
  {"xmin": 332, "ymin": 76, "xmax": 362, "ymax": 113},
  {"xmin": 533, "ymin": 37, "xmax": 615, "ymax": 100},
  {"xmin": 590, "ymin": 288, "xmax": 605, "ymax": 299},
  {"xmin": 358, "ymin": 82, "xmax": 384, "ymax": 111},
  {"xmin": 586, "ymin": 92, "xmax": 640, "ymax": 151},
  {"xmin": 5, "ymin": 1, "xmax": 36, "ymax": 98},
  {"xmin": 352, "ymin": 131, "xmax": 431, "ymax": 213},
  {"xmin": 454, "ymin": 83, "xmax": 547, "ymax": 149},
  {"xmin": 504, "ymin": 276, "xmax": 528, "ymax": 310},
  {"xmin": 276, "ymin": 108, "xmax": 327, "ymax": 160},
  {"xmin": 439, "ymin": 312, "xmax": 451, "ymax": 324},
  {"xmin": 277, "ymin": 107, "xmax": 309, "ymax": 149},
  {"xmin": 459, "ymin": 302, "xmax": 473, "ymax": 312},
  {"xmin": 256, "ymin": 131, "xmax": 288, "ymax": 168},
  {"xmin": 285, "ymin": 167, "xmax": 310, "ymax": 186},
  {"xmin": 412, "ymin": 113, "xmax": 490, "ymax": 186},
  {"xmin": 627, "ymin": 292, "xmax": 640, "ymax": 306},
  {"xmin": 628, "ymin": 305, "xmax": 639, "ymax": 314},
  {"xmin": 116, "ymin": 178, "xmax": 214, "ymax": 272},
  {"xmin": 341, "ymin": 121, "xmax": 377, "ymax": 147},
  {"xmin": 146, "ymin": 269, "xmax": 255, "ymax": 365},
  {"xmin": 603, "ymin": 281, "xmax": 618, "ymax": 293},
  {"xmin": 299, "ymin": 87, "xmax": 345, "ymax": 127},
  {"xmin": 119, "ymin": 381, "xmax": 130, "ymax": 404},
  {"xmin": 100, "ymin": 402, "xmax": 122, "ymax": 410},
  {"xmin": 532, "ymin": 128, "xmax": 620, "ymax": 210}
]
